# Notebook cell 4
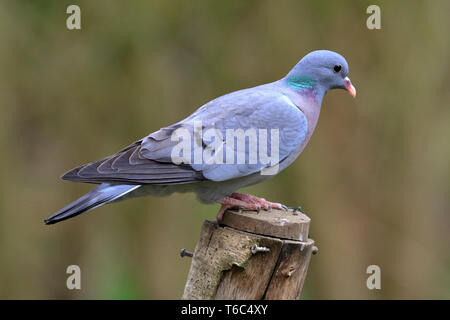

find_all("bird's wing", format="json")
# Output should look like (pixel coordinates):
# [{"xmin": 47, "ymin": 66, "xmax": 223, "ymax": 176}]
[
  {"xmin": 176, "ymin": 86, "xmax": 308, "ymax": 181},
  {"xmin": 62, "ymin": 85, "xmax": 308, "ymax": 184},
  {"xmin": 61, "ymin": 140, "xmax": 204, "ymax": 184}
]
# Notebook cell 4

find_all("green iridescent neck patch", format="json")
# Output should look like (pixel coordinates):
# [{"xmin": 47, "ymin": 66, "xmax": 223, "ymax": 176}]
[{"xmin": 286, "ymin": 75, "xmax": 317, "ymax": 90}]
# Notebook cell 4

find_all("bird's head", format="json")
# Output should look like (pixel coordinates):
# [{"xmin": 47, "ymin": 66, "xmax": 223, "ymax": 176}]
[{"xmin": 285, "ymin": 50, "xmax": 356, "ymax": 98}]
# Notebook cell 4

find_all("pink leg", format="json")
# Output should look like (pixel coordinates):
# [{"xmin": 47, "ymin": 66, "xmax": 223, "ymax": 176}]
[
  {"xmin": 216, "ymin": 196, "xmax": 261, "ymax": 224},
  {"xmin": 215, "ymin": 193, "xmax": 288, "ymax": 224},
  {"xmin": 230, "ymin": 193, "xmax": 287, "ymax": 211}
]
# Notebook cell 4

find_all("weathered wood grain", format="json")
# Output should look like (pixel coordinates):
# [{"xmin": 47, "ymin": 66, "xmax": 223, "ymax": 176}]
[
  {"xmin": 221, "ymin": 208, "xmax": 310, "ymax": 241},
  {"xmin": 264, "ymin": 238, "xmax": 314, "ymax": 299},
  {"xmin": 182, "ymin": 209, "xmax": 314, "ymax": 300}
]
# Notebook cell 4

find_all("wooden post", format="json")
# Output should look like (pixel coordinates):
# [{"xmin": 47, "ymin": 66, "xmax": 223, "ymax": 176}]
[{"xmin": 182, "ymin": 208, "xmax": 316, "ymax": 300}]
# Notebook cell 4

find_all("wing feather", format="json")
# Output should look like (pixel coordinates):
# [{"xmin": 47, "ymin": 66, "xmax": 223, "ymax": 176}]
[
  {"xmin": 62, "ymin": 83, "xmax": 307, "ymax": 185},
  {"xmin": 62, "ymin": 143, "xmax": 204, "ymax": 184}
]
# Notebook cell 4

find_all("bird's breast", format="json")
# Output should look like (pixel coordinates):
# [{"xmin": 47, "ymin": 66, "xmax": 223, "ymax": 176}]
[{"xmin": 278, "ymin": 94, "xmax": 322, "ymax": 172}]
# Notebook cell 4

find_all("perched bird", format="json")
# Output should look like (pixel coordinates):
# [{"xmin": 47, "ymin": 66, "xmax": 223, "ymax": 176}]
[{"xmin": 46, "ymin": 50, "xmax": 356, "ymax": 225}]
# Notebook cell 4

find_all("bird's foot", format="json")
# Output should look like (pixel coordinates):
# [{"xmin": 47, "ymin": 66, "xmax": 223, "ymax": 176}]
[
  {"xmin": 216, "ymin": 196, "xmax": 262, "ymax": 224},
  {"xmin": 230, "ymin": 193, "xmax": 288, "ymax": 211},
  {"xmin": 215, "ymin": 194, "xmax": 289, "ymax": 225}
]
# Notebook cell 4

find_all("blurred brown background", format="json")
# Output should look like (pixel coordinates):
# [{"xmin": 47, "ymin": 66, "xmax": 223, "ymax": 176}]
[{"xmin": 0, "ymin": 0, "xmax": 448, "ymax": 299}]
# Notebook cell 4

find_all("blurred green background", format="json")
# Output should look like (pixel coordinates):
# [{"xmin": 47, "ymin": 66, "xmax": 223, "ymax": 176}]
[{"xmin": 0, "ymin": 0, "xmax": 449, "ymax": 299}]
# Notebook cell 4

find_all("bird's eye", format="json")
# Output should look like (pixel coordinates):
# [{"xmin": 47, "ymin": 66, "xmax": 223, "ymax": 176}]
[{"xmin": 333, "ymin": 65, "xmax": 342, "ymax": 73}]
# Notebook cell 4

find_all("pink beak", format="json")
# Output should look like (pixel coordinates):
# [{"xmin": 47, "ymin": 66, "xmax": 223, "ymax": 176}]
[{"xmin": 345, "ymin": 76, "xmax": 356, "ymax": 97}]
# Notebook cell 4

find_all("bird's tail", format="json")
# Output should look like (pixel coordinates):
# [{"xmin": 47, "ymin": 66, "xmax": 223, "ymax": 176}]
[{"xmin": 45, "ymin": 183, "xmax": 141, "ymax": 225}]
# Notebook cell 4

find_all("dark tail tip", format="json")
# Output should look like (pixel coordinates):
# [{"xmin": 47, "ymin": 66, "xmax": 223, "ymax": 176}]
[
  {"xmin": 46, "ymin": 183, "xmax": 140, "ymax": 226},
  {"xmin": 44, "ymin": 218, "xmax": 55, "ymax": 225}
]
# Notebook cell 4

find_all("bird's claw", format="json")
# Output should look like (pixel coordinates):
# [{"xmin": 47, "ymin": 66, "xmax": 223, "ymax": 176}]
[{"xmin": 288, "ymin": 205, "xmax": 304, "ymax": 213}]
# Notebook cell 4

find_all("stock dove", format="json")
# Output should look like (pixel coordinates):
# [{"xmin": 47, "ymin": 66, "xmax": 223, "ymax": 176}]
[{"xmin": 46, "ymin": 50, "xmax": 356, "ymax": 224}]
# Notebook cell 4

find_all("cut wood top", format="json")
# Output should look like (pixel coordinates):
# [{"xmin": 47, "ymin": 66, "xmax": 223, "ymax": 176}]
[{"xmin": 221, "ymin": 208, "xmax": 310, "ymax": 241}]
